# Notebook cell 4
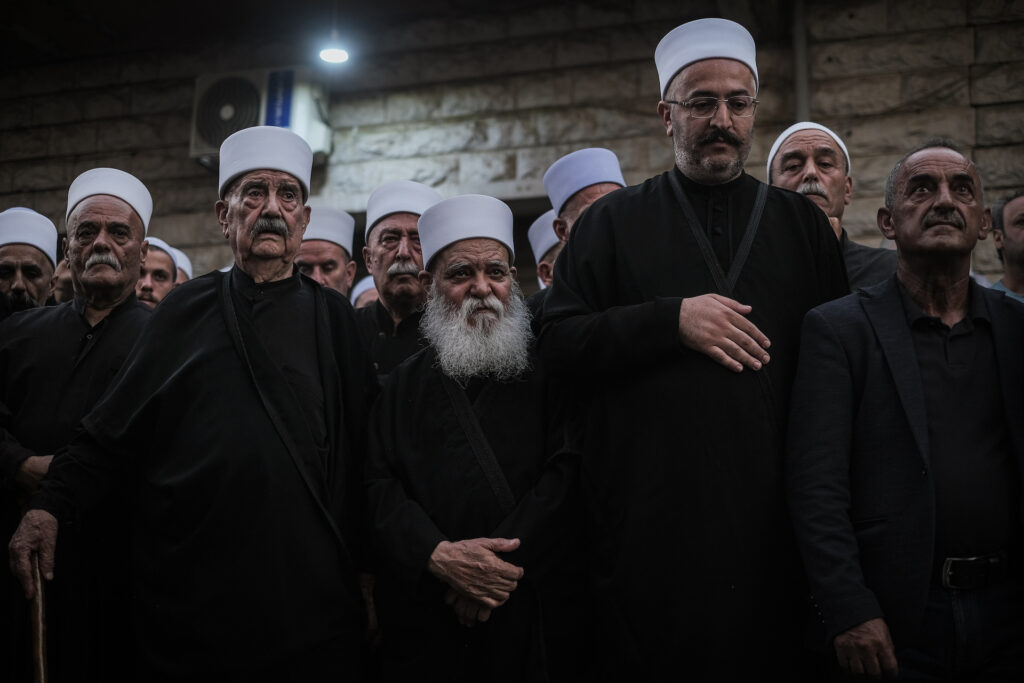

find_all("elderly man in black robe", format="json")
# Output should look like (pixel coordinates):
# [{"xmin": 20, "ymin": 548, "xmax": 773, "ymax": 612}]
[
  {"xmin": 9, "ymin": 126, "xmax": 375, "ymax": 681},
  {"xmin": 538, "ymin": 17, "xmax": 849, "ymax": 680},
  {"xmin": 0, "ymin": 207, "xmax": 58, "ymax": 320},
  {"xmin": 366, "ymin": 194, "xmax": 580, "ymax": 682},
  {"xmin": 1, "ymin": 170, "xmax": 152, "ymax": 683}
]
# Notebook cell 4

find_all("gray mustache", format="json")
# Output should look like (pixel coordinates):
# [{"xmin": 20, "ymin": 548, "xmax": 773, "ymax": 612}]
[
  {"xmin": 798, "ymin": 180, "xmax": 829, "ymax": 199},
  {"xmin": 387, "ymin": 261, "xmax": 420, "ymax": 277},
  {"xmin": 924, "ymin": 209, "xmax": 965, "ymax": 230},
  {"xmin": 249, "ymin": 216, "xmax": 289, "ymax": 241},
  {"xmin": 85, "ymin": 252, "xmax": 121, "ymax": 271}
]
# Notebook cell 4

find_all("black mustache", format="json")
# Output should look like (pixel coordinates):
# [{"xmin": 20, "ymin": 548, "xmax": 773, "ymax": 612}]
[
  {"xmin": 698, "ymin": 128, "xmax": 742, "ymax": 147},
  {"xmin": 923, "ymin": 209, "xmax": 965, "ymax": 230}
]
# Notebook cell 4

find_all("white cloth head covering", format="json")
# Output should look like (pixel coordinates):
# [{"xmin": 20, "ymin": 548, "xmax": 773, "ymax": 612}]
[
  {"xmin": 350, "ymin": 274, "xmax": 376, "ymax": 304},
  {"xmin": 66, "ymin": 168, "xmax": 153, "ymax": 234},
  {"xmin": 218, "ymin": 126, "xmax": 313, "ymax": 199},
  {"xmin": 0, "ymin": 208, "xmax": 58, "ymax": 267},
  {"xmin": 304, "ymin": 206, "xmax": 356, "ymax": 256},
  {"xmin": 144, "ymin": 236, "xmax": 178, "ymax": 272},
  {"xmin": 543, "ymin": 148, "xmax": 626, "ymax": 215},
  {"xmin": 766, "ymin": 121, "xmax": 851, "ymax": 179},
  {"xmin": 418, "ymin": 194, "xmax": 515, "ymax": 269},
  {"xmin": 168, "ymin": 246, "xmax": 193, "ymax": 279},
  {"xmin": 527, "ymin": 209, "xmax": 559, "ymax": 264},
  {"xmin": 364, "ymin": 180, "xmax": 444, "ymax": 240},
  {"xmin": 655, "ymin": 18, "xmax": 758, "ymax": 97}
]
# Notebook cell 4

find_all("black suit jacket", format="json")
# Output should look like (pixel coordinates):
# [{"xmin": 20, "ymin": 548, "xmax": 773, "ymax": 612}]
[{"xmin": 786, "ymin": 275, "xmax": 1024, "ymax": 647}]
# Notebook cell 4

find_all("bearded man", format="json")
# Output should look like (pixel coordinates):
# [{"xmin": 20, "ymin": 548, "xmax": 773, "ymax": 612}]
[
  {"xmin": 365, "ymin": 194, "xmax": 580, "ymax": 682},
  {"xmin": 9, "ymin": 127, "xmax": 375, "ymax": 680},
  {"xmin": 0, "ymin": 207, "xmax": 57, "ymax": 320},
  {"xmin": 538, "ymin": 18, "xmax": 849, "ymax": 679}
]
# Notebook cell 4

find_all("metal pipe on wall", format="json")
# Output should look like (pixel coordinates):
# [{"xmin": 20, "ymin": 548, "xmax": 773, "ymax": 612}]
[{"xmin": 792, "ymin": 0, "xmax": 810, "ymax": 121}]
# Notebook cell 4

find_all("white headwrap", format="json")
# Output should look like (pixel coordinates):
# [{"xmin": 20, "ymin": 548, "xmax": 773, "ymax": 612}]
[
  {"xmin": 364, "ymin": 180, "xmax": 443, "ymax": 240},
  {"xmin": 418, "ymin": 194, "xmax": 514, "ymax": 269},
  {"xmin": 66, "ymin": 168, "xmax": 153, "ymax": 234},
  {"xmin": 543, "ymin": 148, "xmax": 625, "ymax": 215},
  {"xmin": 218, "ymin": 126, "xmax": 313, "ymax": 199},
  {"xmin": 766, "ymin": 122, "xmax": 851, "ymax": 179},
  {"xmin": 654, "ymin": 18, "xmax": 758, "ymax": 97},
  {"xmin": 0, "ymin": 208, "xmax": 58, "ymax": 267},
  {"xmin": 304, "ymin": 206, "xmax": 356, "ymax": 256}
]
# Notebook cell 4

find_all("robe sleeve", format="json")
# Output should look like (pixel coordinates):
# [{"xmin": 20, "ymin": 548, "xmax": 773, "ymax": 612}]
[
  {"xmin": 786, "ymin": 306, "xmax": 883, "ymax": 642},
  {"xmin": 538, "ymin": 198, "xmax": 684, "ymax": 378},
  {"xmin": 0, "ymin": 423, "xmax": 36, "ymax": 490},
  {"xmin": 364, "ymin": 385, "xmax": 448, "ymax": 588}
]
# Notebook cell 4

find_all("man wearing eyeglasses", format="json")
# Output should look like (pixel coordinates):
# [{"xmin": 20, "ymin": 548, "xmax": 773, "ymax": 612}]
[{"xmin": 537, "ymin": 17, "xmax": 849, "ymax": 680}]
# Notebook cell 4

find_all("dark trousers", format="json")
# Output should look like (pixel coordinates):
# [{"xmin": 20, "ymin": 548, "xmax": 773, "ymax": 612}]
[{"xmin": 897, "ymin": 578, "xmax": 1024, "ymax": 681}]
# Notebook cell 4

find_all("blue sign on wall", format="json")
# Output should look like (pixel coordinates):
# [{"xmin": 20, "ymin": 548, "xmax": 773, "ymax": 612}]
[{"xmin": 265, "ymin": 70, "xmax": 294, "ymax": 127}]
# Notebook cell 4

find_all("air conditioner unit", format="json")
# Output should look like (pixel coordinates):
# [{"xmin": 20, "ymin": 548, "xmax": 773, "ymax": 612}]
[{"xmin": 189, "ymin": 66, "xmax": 332, "ymax": 167}]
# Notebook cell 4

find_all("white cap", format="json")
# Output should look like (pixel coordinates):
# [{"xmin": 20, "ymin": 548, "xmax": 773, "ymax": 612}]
[
  {"xmin": 527, "ymin": 209, "xmax": 559, "ymax": 264},
  {"xmin": 0, "ymin": 208, "xmax": 58, "ymax": 267},
  {"xmin": 350, "ymin": 275, "xmax": 376, "ymax": 304},
  {"xmin": 419, "ymin": 194, "xmax": 515, "ymax": 269},
  {"xmin": 218, "ymin": 126, "xmax": 313, "ymax": 199},
  {"xmin": 304, "ymin": 206, "xmax": 355, "ymax": 256},
  {"xmin": 144, "ymin": 236, "xmax": 178, "ymax": 272},
  {"xmin": 168, "ymin": 246, "xmax": 193, "ymax": 279},
  {"xmin": 766, "ymin": 121, "xmax": 851, "ymax": 180},
  {"xmin": 66, "ymin": 168, "xmax": 153, "ymax": 234},
  {"xmin": 365, "ymin": 180, "xmax": 444, "ymax": 240},
  {"xmin": 655, "ymin": 18, "xmax": 758, "ymax": 97},
  {"xmin": 543, "ymin": 148, "xmax": 626, "ymax": 215}
]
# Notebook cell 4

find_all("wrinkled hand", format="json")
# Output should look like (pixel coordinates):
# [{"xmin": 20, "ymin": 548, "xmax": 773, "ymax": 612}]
[
  {"xmin": 834, "ymin": 617, "xmax": 898, "ymax": 679},
  {"xmin": 15, "ymin": 455, "xmax": 53, "ymax": 494},
  {"xmin": 8, "ymin": 509, "xmax": 58, "ymax": 599},
  {"xmin": 445, "ymin": 589, "xmax": 492, "ymax": 627},
  {"xmin": 678, "ymin": 294, "xmax": 771, "ymax": 373},
  {"xmin": 427, "ymin": 538, "xmax": 523, "ymax": 608}
]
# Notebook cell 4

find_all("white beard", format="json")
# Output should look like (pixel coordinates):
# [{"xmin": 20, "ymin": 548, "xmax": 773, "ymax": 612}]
[{"xmin": 420, "ymin": 280, "xmax": 533, "ymax": 384}]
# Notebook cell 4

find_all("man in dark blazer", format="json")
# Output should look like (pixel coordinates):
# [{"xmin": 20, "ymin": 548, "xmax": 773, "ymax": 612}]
[{"xmin": 787, "ymin": 139, "xmax": 1024, "ymax": 681}]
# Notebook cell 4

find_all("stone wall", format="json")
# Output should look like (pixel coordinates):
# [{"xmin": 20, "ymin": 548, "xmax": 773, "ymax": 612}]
[{"xmin": 0, "ymin": 0, "xmax": 1021, "ymax": 285}]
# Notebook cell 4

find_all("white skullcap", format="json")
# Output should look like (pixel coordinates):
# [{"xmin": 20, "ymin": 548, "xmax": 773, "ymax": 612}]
[
  {"xmin": 528, "ymin": 209, "xmax": 559, "ymax": 264},
  {"xmin": 218, "ymin": 126, "xmax": 313, "ymax": 199},
  {"xmin": 144, "ymin": 236, "xmax": 178, "ymax": 272},
  {"xmin": 0, "ymin": 208, "xmax": 58, "ymax": 267},
  {"xmin": 655, "ymin": 18, "xmax": 758, "ymax": 97},
  {"xmin": 304, "ymin": 206, "xmax": 355, "ymax": 256},
  {"xmin": 418, "ymin": 194, "xmax": 515, "ymax": 269},
  {"xmin": 168, "ymin": 246, "xmax": 193, "ymax": 279},
  {"xmin": 350, "ymin": 275, "xmax": 376, "ymax": 304},
  {"xmin": 543, "ymin": 148, "xmax": 626, "ymax": 215},
  {"xmin": 365, "ymin": 180, "xmax": 444, "ymax": 240},
  {"xmin": 766, "ymin": 121, "xmax": 851, "ymax": 179},
  {"xmin": 67, "ymin": 168, "xmax": 153, "ymax": 234}
]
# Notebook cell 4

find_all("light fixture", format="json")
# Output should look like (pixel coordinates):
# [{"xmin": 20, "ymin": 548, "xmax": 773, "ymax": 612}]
[
  {"xmin": 319, "ymin": 1, "xmax": 348, "ymax": 65},
  {"xmin": 320, "ymin": 29, "xmax": 349, "ymax": 64}
]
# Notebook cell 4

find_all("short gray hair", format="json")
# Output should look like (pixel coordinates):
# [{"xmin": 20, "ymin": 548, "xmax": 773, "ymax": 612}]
[{"xmin": 883, "ymin": 138, "xmax": 983, "ymax": 210}]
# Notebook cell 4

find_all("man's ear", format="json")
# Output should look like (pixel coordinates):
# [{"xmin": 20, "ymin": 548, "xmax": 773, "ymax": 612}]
[
  {"xmin": 344, "ymin": 259, "xmax": 357, "ymax": 290},
  {"xmin": 657, "ymin": 100, "xmax": 673, "ymax": 137},
  {"xmin": 553, "ymin": 217, "xmax": 569, "ymax": 243},
  {"xmin": 537, "ymin": 261, "xmax": 553, "ymax": 288},
  {"xmin": 978, "ymin": 207, "xmax": 992, "ymax": 241},
  {"xmin": 418, "ymin": 270, "xmax": 433, "ymax": 291},
  {"xmin": 877, "ymin": 207, "xmax": 896, "ymax": 241},
  {"xmin": 61, "ymin": 236, "xmax": 69, "ymax": 266},
  {"xmin": 843, "ymin": 176, "xmax": 853, "ymax": 207},
  {"xmin": 215, "ymin": 200, "xmax": 230, "ymax": 237}
]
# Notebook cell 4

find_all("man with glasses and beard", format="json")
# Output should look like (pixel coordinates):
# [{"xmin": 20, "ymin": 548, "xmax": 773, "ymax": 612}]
[
  {"xmin": 356, "ymin": 179, "xmax": 443, "ymax": 386},
  {"xmin": 768, "ymin": 122, "xmax": 896, "ymax": 290},
  {"xmin": 10, "ymin": 127, "xmax": 376, "ymax": 681},
  {"xmin": 365, "ymin": 194, "xmax": 581, "ymax": 682},
  {"xmin": 538, "ymin": 18, "xmax": 849, "ymax": 680},
  {"xmin": 1, "ymin": 170, "xmax": 152, "ymax": 682},
  {"xmin": 0, "ymin": 208, "xmax": 58, "ymax": 322}
]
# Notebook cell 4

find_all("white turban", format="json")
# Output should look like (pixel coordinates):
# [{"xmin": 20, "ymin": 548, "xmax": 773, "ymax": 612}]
[
  {"xmin": 218, "ymin": 126, "xmax": 313, "ymax": 199},
  {"xmin": 144, "ymin": 236, "xmax": 178, "ymax": 272},
  {"xmin": 418, "ymin": 194, "xmax": 514, "ymax": 269},
  {"xmin": 66, "ymin": 168, "xmax": 153, "ymax": 234},
  {"xmin": 364, "ymin": 180, "xmax": 443, "ymax": 240},
  {"xmin": 655, "ymin": 18, "xmax": 758, "ymax": 97},
  {"xmin": 0, "ymin": 208, "xmax": 58, "ymax": 267},
  {"xmin": 543, "ymin": 148, "xmax": 625, "ymax": 215},
  {"xmin": 304, "ymin": 206, "xmax": 356, "ymax": 256},
  {"xmin": 766, "ymin": 122, "xmax": 851, "ymax": 180}
]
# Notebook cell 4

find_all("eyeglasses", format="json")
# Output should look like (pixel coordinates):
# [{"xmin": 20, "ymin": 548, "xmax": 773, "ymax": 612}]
[{"xmin": 663, "ymin": 96, "xmax": 759, "ymax": 118}]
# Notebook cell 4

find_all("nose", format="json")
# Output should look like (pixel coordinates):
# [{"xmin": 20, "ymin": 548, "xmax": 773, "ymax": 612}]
[
  {"xmin": 92, "ymin": 227, "xmax": 113, "ymax": 251},
  {"xmin": 138, "ymin": 272, "xmax": 153, "ymax": 291},
  {"xmin": 934, "ymin": 182, "xmax": 956, "ymax": 208},
  {"xmin": 262, "ymin": 190, "xmax": 282, "ymax": 218},
  {"xmin": 11, "ymin": 268, "xmax": 27, "ymax": 293},
  {"xmin": 312, "ymin": 265, "xmax": 328, "ymax": 286},
  {"xmin": 709, "ymin": 99, "xmax": 732, "ymax": 128},
  {"xmin": 802, "ymin": 159, "xmax": 820, "ymax": 182},
  {"xmin": 468, "ymin": 271, "xmax": 492, "ymax": 299},
  {"xmin": 395, "ymin": 234, "xmax": 412, "ymax": 260}
]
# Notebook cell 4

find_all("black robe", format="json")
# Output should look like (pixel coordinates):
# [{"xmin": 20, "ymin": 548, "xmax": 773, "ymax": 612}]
[
  {"xmin": 0, "ymin": 293, "xmax": 150, "ymax": 683},
  {"xmin": 354, "ymin": 299, "xmax": 427, "ymax": 386},
  {"xmin": 538, "ymin": 169, "xmax": 849, "ymax": 679},
  {"xmin": 841, "ymin": 229, "xmax": 897, "ymax": 291},
  {"xmin": 29, "ymin": 268, "xmax": 376, "ymax": 681},
  {"xmin": 364, "ymin": 346, "xmax": 581, "ymax": 682}
]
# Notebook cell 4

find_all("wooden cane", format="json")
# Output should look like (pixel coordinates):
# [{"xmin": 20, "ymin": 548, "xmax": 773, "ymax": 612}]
[{"xmin": 30, "ymin": 553, "xmax": 48, "ymax": 683}]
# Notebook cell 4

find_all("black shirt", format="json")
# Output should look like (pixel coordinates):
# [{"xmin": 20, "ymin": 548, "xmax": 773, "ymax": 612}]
[
  {"xmin": 899, "ymin": 280, "xmax": 1017, "ymax": 558},
  {"xmin": 354, "ymin": 298, "xmax": 427, "ymax": 385}
]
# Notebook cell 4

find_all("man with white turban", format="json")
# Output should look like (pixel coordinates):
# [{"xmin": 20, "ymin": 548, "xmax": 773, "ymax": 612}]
[
  {"xmin": 538, "ymin": 17, "xmax": 849, "ymax": 679},
  {"xmin": 366, "ymin": 194, "xmax": 581, "ymax": 681},
  {"xmin": 0, "ymin": 208, "xmax": 57, "ymax": 320},
  {"xmin": 10, "ymin": 127, "xmax": 376, "ymax": 680}
]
